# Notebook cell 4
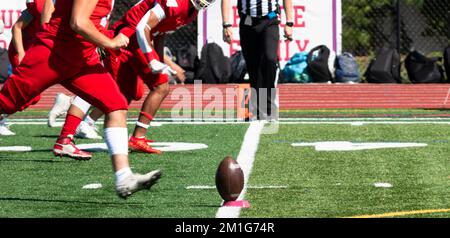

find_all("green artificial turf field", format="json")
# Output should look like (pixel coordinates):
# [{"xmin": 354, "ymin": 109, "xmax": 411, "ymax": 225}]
[{"xmin": 1, "ymin": 110, "xmax": 450, "ymax": 218}]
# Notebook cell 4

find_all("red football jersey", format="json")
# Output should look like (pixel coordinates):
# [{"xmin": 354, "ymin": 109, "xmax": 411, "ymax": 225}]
[
  {"xmin": 39, "ymin": 0, "xmax": 114, "ymax": 59},
  {"xmin": 116, "ymin": 0, "xmax": 198, "ymax": 38},
  {"xmin": 8, "ymin": 0, "xmax": 46, "ymax": 70},
  {"xmin": 23, "ymin": 0, "xmax": 46, "ymax": 47}
]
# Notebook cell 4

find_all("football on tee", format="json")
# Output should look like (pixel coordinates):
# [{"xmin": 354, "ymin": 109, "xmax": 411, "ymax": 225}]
[{"xmin": 215, "ymin": 156, "xmax": 244, "ymax": 201}]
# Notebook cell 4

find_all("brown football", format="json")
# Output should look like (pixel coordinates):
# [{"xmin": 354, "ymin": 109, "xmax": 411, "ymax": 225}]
[{"xmin": 215, "ymin": 156, "xmax": 244, "ymax": 201}]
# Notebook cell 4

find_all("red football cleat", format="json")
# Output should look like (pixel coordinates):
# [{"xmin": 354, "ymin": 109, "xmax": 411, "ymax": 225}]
[
  {"xmin": 128, "ymin": 136, "xmax": 162, "ymax": 154},
  {"xmin": 53, "ymin": 135, "xmax": 92, "ymax": 160}
]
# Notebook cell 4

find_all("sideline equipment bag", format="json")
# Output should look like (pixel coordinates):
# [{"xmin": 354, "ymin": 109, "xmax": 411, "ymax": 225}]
[
  {"xmin": 307, "ymin": 45, "xmax": 334, "ymax": 83},
  {"xmin": 335, "ymin": 53, "xmax": 360, "ymax": 83},
  {"xmin": 282, "ymin": 52, "xmax": 311, "ymax": 83},
  {"xmin": 405, "ymin": 50, "xmax": 444, "ymax": 83},
  {"xmin": 175, "ymin": 44, "xmax": 199, "ymax": 84},
  {"xmin": 444, "ymin": 46, "xmax": 450, "ymax": 81},
  {"xmin": 197, "ymin": 43, "xmax": 232, "ymax": 84},
  {"xmin": 229, "ymin": 51, "xmax": 247, "ymax": 84},
  {"xmin": 365, "ymin": 47, "xmax": 401, "ymax": 83}
]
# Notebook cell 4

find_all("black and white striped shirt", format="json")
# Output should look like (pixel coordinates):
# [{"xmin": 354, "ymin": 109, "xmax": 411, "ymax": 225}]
[{"xmin": 238, "ymin": 0, "xmax": 280, "ymax": 17}]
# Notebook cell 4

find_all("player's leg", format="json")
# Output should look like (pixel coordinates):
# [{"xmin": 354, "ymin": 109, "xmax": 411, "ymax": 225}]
[
  {"xmin": 260, "ymin": 19, "xmax": 280, "ymax": 119},
  {"xmin": 48, "ymin": 93, "xmax": 74, "ymax": 127},
  {"xmin": 62, "ymin": 63, "xmax": 162, "ymax": 198},
  {"xmin": 8, "ymin": 42, "xmax": 44, "ymax": 113},
  {"xmin": 131, "ymin": 78, "xmax": 169, "ymax": 140},
  {"xmin": 0, "ymin": 43, "xmax": 66, "ymax": 130},
  {"xmin": 53, "ymin": 96, "xmax": 93, "ymax": 160},
  {"xmin": 127, "ymin": 52, "xmax": 169, "ymax": 154},
  {"xmin": 75, "ymin": 106, "xmax": 104, "ymax": 139},
  {"xmin": 0, "ymin": 45, "xmax": 45, "ymax": 135},
  {"xmin": 239, "ymin": 22, "xmax": 264, "ymax": 120}
]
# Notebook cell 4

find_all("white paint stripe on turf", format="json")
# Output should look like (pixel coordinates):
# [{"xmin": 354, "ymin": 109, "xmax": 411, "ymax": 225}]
[
  {"xmin": 0, "ymin": 146, "xmax": 33, "ymax": 152},
  {"xmin": 215, "ymin": 120, "xmax": 266, "ymax": 218}
]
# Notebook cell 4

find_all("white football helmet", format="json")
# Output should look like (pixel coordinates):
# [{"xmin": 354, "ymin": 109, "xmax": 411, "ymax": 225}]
[{"xmin": 190, "ymin": 0, "xmax": 216, "ymax": 10}]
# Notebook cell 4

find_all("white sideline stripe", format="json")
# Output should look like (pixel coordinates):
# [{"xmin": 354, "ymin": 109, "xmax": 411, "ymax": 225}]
[
  {"xmin": 280, "ymin": 122, "xmax": 450, "ymax": 125},
  {"xmin": 186, "ymin": 185, "xmax": 288, "ymax": 190},
  {"xmin": 7, "ymin": 121, "xmax": 163, "ymax": 126},
  {"xmin": 8, "ymin": 117, "xmax": 450, "ymax": 122},
  {"xmin": 215, "ymin": 121, "xmax": 266, "ymax": 218}
]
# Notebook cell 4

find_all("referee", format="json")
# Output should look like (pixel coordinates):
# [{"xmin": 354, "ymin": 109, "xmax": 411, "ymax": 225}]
[{"xmin": 222, "ymin": 0, "xmax": 293, "ymax": 120}]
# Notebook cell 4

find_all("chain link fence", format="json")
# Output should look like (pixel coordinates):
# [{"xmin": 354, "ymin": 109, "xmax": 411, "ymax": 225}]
[
  {"xmin": 342, "ymin": 0, "xmax": 449, "ymax": 81},
  {"xmin": 111, "ymin": 0, "xmax": 197, "ymax": 56}
]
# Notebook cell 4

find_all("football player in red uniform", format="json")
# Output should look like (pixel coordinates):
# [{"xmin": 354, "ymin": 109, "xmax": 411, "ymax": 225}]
[
  {"xmin": 0, "ymin": 0, "xmax": 161, "ymax": 199},
  {"xmin": 0, "ymin": 0, "xmax": 53, "ymax": 136},
  {"xmin": 56, "ymin": 0, "xmax": 215, "ymax": 155}
]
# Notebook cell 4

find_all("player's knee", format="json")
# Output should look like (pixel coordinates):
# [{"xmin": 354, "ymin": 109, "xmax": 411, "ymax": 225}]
[
  {"xmin": 154, "ymin": 82, "xmax": 170, "ymax": 98},
  {"xmin": 0, "ymin": 77, "xmax": 31, "ymax": 114},
  {"xmin": 100, "ymin": 94, "xmax": 129, "ymax": 115},
  {"xmin": 105, "ymin": 110, "xmax": 128, "ymax": 128}
]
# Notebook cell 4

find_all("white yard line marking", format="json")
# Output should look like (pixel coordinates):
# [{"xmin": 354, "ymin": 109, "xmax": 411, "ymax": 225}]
[
  {"xmin": 215, "ymin": 121, "xmax": 266, "ymax": 218},
  {"xmin": 374, "ymin": 182, "xmax": 393, "ymax": 188},
  {"xmin": 82, "ymin": 183, "xmax": 103, "ymax": 189},
  {"xmin": 293, "ymin": 142, "xmax": 428, "ymax": 151},
  {"xmin": 186, "ymin": 185, "xmax": 287, "ymax": 190},
  {"xmin": 0, "ymin": 146, "xmax": 33, "ymax": 152}
]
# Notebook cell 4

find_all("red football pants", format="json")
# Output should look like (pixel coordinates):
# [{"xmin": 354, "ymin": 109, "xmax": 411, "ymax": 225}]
[
  {"xmin": 7, "ymin": 44, "xmax": 42, "ymax": 111},
  {"xmin": 0, "ymin": 42, "xmax": 128, "ymax": 115},
  {"xmin": 104, "ymin": 37, "xmax": 168, "ymax": 101}
]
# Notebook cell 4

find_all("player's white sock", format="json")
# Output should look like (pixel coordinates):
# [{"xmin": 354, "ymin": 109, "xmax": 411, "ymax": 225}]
[
  {"xmin": 115, "ymin": 167, "xmax": 132, "ymax": 184},
  {"xmin": 104, "ymin": 127, "xmax": 128, "ymax": 156},
  {"xmin": 84, "ymin": 115, "xmax": 96, "ymax": 127},
  {"xmin": 72, "ymin": 97, "xmax": 91, "ymax": 114}
]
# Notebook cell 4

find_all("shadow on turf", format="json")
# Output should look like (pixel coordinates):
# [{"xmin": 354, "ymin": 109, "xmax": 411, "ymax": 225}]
[
  {"xmin": 0, "ymin": 156, "xmax": 74, "ymax": 163},
  {"xmin": 0, "ymin": 196, "xmax": 145, "ymax": 206},
  {"xmin": 33, "ymin": 135, "xmax": 60, "ymax": 139}
]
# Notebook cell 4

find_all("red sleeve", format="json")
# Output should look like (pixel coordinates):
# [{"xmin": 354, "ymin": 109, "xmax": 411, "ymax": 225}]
[
  {"xmin": 35, "ymin": 0, "xmax": 46, "ymax": 15},
  {"xmin": 118, "ymin": 0, "xmax": 156, "ymax": 38}
]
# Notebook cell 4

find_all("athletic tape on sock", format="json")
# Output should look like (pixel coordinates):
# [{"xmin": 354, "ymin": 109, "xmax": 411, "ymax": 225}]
[
  {"xmin": 72, "ymin": 97, "xmax": 92, "ymax": 114},
  {"xmin": 104, "ymin": 127, "xmax": 128, "ymax": 156},
  {"xmin": 115, "ymin": 167, "xmax": 132, "ymax": 183}
]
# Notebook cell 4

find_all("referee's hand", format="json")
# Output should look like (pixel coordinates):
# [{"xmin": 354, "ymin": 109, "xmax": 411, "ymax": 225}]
[
  {"xmin": 284, "ymin": 25, "xmax": 293, "ymax": 41},
  {"xmin": 223, "ymin": 27, "xmax": 233, "ymax": 44}
]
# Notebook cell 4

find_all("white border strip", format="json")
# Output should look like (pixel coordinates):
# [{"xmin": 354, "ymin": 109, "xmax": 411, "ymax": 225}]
[
  {"xmin": 215, "ymin": 121, "xmax": 266, "ymax": 218},
  {"xmin": 6, "ymin": 121, "xmax": 450, "ymax": 125},
  {"xmin": 186, "ymin": 185, "xmax": 287, "ymax": 190}
]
